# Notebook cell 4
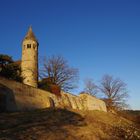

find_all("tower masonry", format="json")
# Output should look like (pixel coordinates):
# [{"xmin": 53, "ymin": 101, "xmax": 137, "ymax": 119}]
[{"xmin": 21, "ymin": 27, "xmax": 39, "ymax": 87}]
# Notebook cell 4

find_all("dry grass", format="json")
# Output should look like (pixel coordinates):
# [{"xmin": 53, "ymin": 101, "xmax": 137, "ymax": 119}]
[
  {"xmin": 0, "ymin": 109, "xmax": 140, "ymax": 140},
  {"xmin": 118, "ymin": 110, "xmax": 140, "ymax": 128}
]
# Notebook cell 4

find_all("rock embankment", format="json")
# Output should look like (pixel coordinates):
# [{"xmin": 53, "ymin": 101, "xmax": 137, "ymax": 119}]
[{"xmin": 0, "ymin": 76, "xmax": 107, "ymax": 112}]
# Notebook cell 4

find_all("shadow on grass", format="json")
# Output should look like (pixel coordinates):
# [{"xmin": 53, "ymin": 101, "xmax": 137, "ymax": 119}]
[{"xmin": 0, "ymin": 108, "xmax": 86, "ymax": 140}]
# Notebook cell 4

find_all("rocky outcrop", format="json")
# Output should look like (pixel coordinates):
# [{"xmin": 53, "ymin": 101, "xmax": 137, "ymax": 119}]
[
  {"xmin": 0, "ymin": 76, "xmax": 107, "ymax": 112},
  {"xmin": 79, "ymin": 94, "xmax": 107, "ymax": 111},
  {"xmin": 58, "ymin": 92, "xmax": 107, "ymax": 112}
]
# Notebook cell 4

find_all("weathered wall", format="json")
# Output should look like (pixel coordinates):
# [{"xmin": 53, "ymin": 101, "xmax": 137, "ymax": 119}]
[
  {"xmin": 0, "ymin": 77, "xmax": 56, "ymax": 111},
  {"xmin": 79, "ymin": 94, "xmax": 107, "ymax": 111},
  {"xmin": 0, "ymin": 77, "xmax": 107, "ymax": 112}
]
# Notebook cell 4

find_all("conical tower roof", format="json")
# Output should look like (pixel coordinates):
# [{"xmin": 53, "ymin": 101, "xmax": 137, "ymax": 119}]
[{"xmin": 23, "ymin": 26, "xmax": 38, "ymax": 42}]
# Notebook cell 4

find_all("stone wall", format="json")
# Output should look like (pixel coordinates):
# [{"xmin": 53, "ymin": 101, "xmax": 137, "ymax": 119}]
[{"xmin": 0, "ymin": 76, "xmax": 107, "ymax": 112}]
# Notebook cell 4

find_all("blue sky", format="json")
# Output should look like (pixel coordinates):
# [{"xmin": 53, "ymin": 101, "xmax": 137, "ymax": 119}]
[{"xmin": 0, "ymin": 0, "xmax": 140, "ymax": 110}]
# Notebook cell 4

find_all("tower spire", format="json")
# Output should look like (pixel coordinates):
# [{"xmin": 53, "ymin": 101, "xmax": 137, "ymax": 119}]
[{"xmin": 23, "ymin": 26, "xmax": 38, "ymax": 43}]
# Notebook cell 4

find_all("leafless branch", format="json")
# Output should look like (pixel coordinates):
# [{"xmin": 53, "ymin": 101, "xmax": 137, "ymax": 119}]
[
  {"xmin": 39, "ymin": 55, "xmax": 79, "ymax": 92},
  {"xmin": 100, "ymin": 74, "xmax": 129, "ymax": 111}
]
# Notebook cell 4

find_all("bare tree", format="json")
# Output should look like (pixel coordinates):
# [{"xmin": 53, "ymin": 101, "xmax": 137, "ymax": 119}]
[
  {"xmin": 40, "ymin": 55, "xmax": 78, "ymax": 92},
  {"xmin": 100, "ymin": 75, "xmax": 129, "ymax": 111},
  {"xmin": 83, "ymin": 78, "xmax": 98, "ymax": 96}
]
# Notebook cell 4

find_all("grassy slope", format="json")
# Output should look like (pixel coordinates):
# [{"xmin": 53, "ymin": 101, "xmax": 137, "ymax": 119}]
[{"xmin": 0, "ymin": 109, "xmax": 140, "ymax": 140}]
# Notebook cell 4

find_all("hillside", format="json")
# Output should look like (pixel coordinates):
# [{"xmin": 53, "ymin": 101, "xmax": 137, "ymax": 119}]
[{"xmin": 0, "ymin": 109, "xmax": 140, "ymax": 140}]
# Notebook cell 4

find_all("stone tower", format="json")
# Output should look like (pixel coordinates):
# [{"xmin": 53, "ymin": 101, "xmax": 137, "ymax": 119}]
[{"xmin": 21, "ymin": 27, "xmax": 39, "ymax": 87}]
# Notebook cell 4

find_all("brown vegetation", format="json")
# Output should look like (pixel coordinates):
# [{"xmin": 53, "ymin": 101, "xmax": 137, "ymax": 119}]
[
  {"xmin": 118, "ymin": 110, "xmax": 140, "ymax": 128},
  {"xmin": 38, "ymin": 78, "xmax": 61, "ymax": 96}
]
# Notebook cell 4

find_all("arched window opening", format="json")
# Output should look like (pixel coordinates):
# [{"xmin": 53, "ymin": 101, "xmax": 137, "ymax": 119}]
[{"xmin": 27, "ymin": 44, "xmax": 31, "ymax": 49}]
